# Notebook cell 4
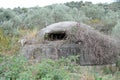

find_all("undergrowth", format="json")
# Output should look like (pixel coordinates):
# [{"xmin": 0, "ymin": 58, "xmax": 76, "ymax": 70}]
[
  {"xmin": 0, "ymin": 54, "xmax": 120, "ymax": 80},
  {"xmin": 0, "ymin": 55, "xmax": 78, "ymax": 80},
  {"xmin": 0, "ymin": 29, "xmax": 10, "ymax": 52},
  {"xmin": 0, "ymin": 28, "xmax": 20, "ymax": 55}
]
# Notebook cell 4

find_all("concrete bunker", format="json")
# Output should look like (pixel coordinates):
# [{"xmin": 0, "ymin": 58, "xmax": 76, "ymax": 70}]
[{"xmin": 20, "ymin": 21, "xmax": 120, "ymax": 66}]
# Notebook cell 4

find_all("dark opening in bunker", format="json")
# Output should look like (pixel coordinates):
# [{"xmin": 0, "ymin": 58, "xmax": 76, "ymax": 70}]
[{"xmin": 44, "ymin": 31, "xmax": 67, "ymax": 41}]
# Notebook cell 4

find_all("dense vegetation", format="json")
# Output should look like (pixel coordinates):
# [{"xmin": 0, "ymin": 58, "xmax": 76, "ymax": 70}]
[
  {"xmin": 1, "ymin": 55, "xmax": 120, "ymax": 80},
  {"xmin": 0, "ymin": 1, "xmax": 120, "ymax": 80},
  {"xmin": 0, "ymin": 1, "xmax": 120, "ymax": 35}
]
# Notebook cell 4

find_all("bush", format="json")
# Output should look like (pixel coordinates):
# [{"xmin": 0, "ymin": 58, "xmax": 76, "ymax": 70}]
[
  {"xmin": 0, "ymin": 28, "xmax": 20, "ymax": 54},
  {"xmin": 101, "ymin": 10, "xmax": 119, "ymax": 34},
  {"xmin": 0, "ymin": 28, "xmax": 10, "ymax": 52},
  {"xmin": 112, "ymin": 20, "xmax": 120, "ymax": 38},
  {"xmin": 0, "ymin": 55, "xmax": 80, "ymax": 80},
  {"xmin": 0, "ymin": 55, "xmax": 28, "ymax": 80},
  {"xmin": 81, "ymin": 4, "xmax": 105, "ymax": 20},
  {"xmin": 35, "ymin": 59, "xmax": 70, "ymax": 80},
  {"xmin": 116, "ymin": 56, "xmax": 120, "ymax": 71}
]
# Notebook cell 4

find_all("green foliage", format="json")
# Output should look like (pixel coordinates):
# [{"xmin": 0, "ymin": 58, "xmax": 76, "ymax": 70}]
[
  {"xmin": 102, "ymin": 67, "xmax": 113, "ymax": 74},
  {"xmin": 0, "ymin": 2, "xmax": 120, "ymax": 80},
  {"xmin": 35, "ymin": 60, "xmax": 70, "ymax": 80},
  {"xmin": 0, "ymin": 9, "xmax": 15, "ymax": 23},
  {"xmin": 0, "ymin": 2, "xmax": 119, "ymax": 34},
  {"xmin": 89, "ymin": 18, "xmax": 101, "ymax": 23},
  {"xmin": 112, "ymin": 20, "xmax": 120, "ymax": 38},
  {"xmin": 0, "ymin": 29, "xmax": 10, "ymax": 52},
  {"xmin": 101, "ymin": 11, "xmax": 118, "ymax": 34},
  {"xmin": 0, "ymin": 55, "xmax": 28, "ymax": 80},
  {"xmin": 33, "ymin": 55, "xmax": 79, "ymax": 80},
  {"xmin": 81, "ymin": 5, "xmax": 105, "ymax": 20},
  {"xmin": 70, "ymin": 8, "xmax": 89, "ymax": 23},
  {"xmin": 109, "ymin": 2, "xmax": 120, "ymax": 11},
  {"xmin": 50, "ymin": 4, "xmax": 72, "ymax": 22},
  {"xmin": 0, "ymin": 55, "xmax": 80, "ymax": 80},
  {"xmin": 0, "ymin": 28, "xmax": 19, "ymax": 53},
  {"xmin": 116, "ymin": 56, "xmax": 120, "ymax": 69},
  {"xmin": 0, "ymin": 54, "xmax": 119, "ymax": 80},
  {"xmin": 65, "ymin": 1, "xmax": 84, "ymax": 8}
]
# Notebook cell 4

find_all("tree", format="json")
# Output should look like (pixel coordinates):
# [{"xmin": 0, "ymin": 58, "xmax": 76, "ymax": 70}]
[
  {"xmin": 109, "ymin": 2, "xmax": 120, "ymax": 11},
  {"xmin": 81, "ymin": 4, "xmax": 105, "ymax": 20},
  {"xmin": 69, "ymin": 8, "xmax": 89, "ymax": 22},
  {"xmin": 112, "ymin": 20, "xmax": 120, "ymax": 38},
  {"xmin": 65, "ymin": 1, "xmax": 84, "ymax": 8},
  {"xmin": 0, "ymin": 9, "xmax": 15, "ymax": 24},
  {"xmin": 50, "ymin": 4, "xmax": 72, "ymax": 22}
]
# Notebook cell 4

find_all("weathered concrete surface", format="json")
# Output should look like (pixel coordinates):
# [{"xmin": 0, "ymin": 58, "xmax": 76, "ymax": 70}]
[
  {"xmin": 37, "ymin": 21, "xmax": 91, "ymax": 39},
  {"xmin": 20, "ymin": 21, "xmax": 120, "ymax": 65},
  {"xmin": 21, "ymin": 43, "xmax": 80, "ymax": 62},
  {"xmin": 21, "ymin": 41, "xmax": 119, "ymax": 66}
]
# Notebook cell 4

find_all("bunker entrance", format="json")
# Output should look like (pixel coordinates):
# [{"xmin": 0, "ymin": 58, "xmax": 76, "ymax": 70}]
[{"xmin": 44, "ymin": 31, "xmax": 67, "ymax": 41}]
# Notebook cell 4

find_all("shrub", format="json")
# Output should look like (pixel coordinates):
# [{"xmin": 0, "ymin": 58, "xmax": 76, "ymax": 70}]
[
  {"xmin": 116, "ymin": 56, "xmax": 120, "ymax": 71},
  {"xmin": 0, "ymin": 55, "xmax": 28, "ymax": 80},
  {"xmin": 35, "ymin": 59, "xmax": 70, "ymax": 80},
  {"xmin": 112, "ymin": 20, "xmax": 120, "ymax": 38},
  {"xmin": 0, "ymin": 28, "xmax": 20, "ymax": 54},
  {"xmin": 0, "ymin": 55, "xmax": 80, "ymax": 80},
  {"xmin": 101, "ymin": 10, "xmax": 119, "ymax": 34},
  {"xmin": 0, "ymin": 28, "xmax": 10, "ymax": 52},
  {"xmin": 81, "ymin": 4, "xmax": 105, "ymax": 20}
]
